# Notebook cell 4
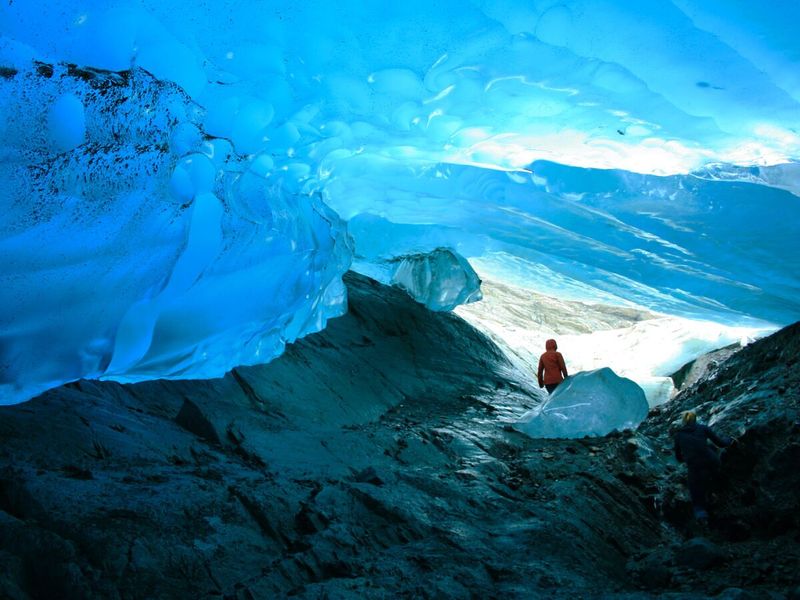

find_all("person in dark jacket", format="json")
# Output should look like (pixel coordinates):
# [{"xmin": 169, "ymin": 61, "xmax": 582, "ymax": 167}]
[
  {"xmin": 674, "ymin": 411, "xmax": 733, "ymax": 521},
  {"xmin": 537, "ymin": 338, "xmax": 568, "ymax": 394}
]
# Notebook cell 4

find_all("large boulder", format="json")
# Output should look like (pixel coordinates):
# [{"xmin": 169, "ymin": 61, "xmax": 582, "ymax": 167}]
[{"xmin": 516, "ymin": 367, "xmax": 648, "ymax": 438}]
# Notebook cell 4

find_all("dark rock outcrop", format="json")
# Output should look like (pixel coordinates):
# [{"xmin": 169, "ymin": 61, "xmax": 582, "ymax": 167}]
[
  {"xmin": 639, "ymin": 321, "xmax": 800, "ymax": 594},
  {"xmin": 670, "ymin": 343, "xmax": 741, "ymax": 391},
  {"xmin": 0, "ymin": 274, "xmax": 798, "ymax": 598}
]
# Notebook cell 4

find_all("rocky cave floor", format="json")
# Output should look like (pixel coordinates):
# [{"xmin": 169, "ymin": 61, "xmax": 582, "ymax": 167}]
[{"xmin": 1, "ymin": 273, "xmax": 799, "ymax": 599}]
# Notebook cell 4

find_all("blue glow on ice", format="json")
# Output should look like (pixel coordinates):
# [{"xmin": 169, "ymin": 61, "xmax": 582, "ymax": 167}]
[
  {"xmin": 2, "ymin": 1, "xmax": 800, "ymax": 403},
  {"xmin": 516, "ymin": 367, "xmax": 649, "ymax": 439}
]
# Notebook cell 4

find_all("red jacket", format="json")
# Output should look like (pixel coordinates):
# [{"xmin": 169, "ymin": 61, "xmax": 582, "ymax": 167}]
[{"xmin": 537, "ymin": 339, "xmax": 568, "ymax": 386}]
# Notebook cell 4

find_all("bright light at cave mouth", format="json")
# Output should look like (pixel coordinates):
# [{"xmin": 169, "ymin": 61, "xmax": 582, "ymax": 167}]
[{"xmin": 1, "ymin": 1, "xmax": 799, "ymax": 405}]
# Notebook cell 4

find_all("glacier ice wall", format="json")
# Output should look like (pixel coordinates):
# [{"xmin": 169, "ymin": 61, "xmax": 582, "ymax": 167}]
[
  {"xmin": 333, "ymin": 160, "xmax": 800, "ymax": 324},
  {"xmin": 0, "ymin": 62, "xmax": 350, "ymax": 405},
  {"xmin": 2, "ymin": 0, "xmax": 800, "ymax": 403},
  {"xmin": 3, "ymin": 0, "xmax": 799, "ymax": 172}
]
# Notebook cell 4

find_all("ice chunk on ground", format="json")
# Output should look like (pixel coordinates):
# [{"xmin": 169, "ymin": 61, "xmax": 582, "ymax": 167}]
[
  {"xmin": 516, "ymin": 368, "xmax": 649, "ymax": 439},
  {"xmin": 390, "ymin": 248, "xmax": 482, "ymax": 311},
  {"xmin": 354, "ymin": 248, "xmax": 482, "ymax": 312},
  {"xmin": 455, "ymin": 276, "xmax": 776, "ymax": 408}
]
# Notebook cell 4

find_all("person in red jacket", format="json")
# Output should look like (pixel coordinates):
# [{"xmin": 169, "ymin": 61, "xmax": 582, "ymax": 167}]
[{"xmin": 537, "ymin": 338, "xmax": 568, "ymax": 394}]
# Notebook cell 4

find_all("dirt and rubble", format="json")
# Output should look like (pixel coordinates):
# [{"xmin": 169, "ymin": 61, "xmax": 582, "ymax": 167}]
[{"xmin": 1, "ymin": 273, "xmax": 798, "ymax": 599}]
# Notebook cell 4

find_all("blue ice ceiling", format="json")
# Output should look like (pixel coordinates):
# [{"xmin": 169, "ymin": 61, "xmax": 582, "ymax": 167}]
[{"xmin": 2, "ymin": 0, "xmax": 800, "ymax": 404}]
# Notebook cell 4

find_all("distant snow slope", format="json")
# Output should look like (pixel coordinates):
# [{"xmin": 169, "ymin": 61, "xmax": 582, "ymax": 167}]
[{"xmin": 456, "ymin": 277, "xmax": 773, "ymax": 406}]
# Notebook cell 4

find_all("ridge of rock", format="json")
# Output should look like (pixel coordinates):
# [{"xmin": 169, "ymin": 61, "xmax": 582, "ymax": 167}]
[{"xmin": 0, "ymin": 275, "xmax": 797, "ymax": 598}]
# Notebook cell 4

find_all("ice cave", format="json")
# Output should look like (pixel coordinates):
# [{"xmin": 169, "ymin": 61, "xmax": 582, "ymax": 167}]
[
  {"xmin": 2, "ymin": 0, "xmax": 799, "ymax": 406},
  {"xmin": 1, "ymin": 1, "xmax": 799, "ymax": 598}
]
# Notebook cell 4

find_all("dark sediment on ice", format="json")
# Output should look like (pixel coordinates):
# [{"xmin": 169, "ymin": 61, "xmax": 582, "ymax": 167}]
[{"xmin": 1, "ymin": 272, "xmax": 798, "ymax": 599}]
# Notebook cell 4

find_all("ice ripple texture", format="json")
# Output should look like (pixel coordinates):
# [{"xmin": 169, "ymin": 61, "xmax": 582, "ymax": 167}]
[
  {"xmin": 2, "ymin": 0, "xmax": 800, "ymax": 403},
  {"xmin": 0, "ymin": 63, "xmax": 351, "ymax": 405}
]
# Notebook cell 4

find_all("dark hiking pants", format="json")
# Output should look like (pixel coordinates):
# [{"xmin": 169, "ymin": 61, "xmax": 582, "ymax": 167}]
[{"xmin": 687, "ymin": 464, "xmax": 715, "ymax": 517}]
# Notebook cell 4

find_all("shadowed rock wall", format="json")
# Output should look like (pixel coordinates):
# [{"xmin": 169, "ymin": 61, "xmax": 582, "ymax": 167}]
[{"xmin": 1, "ymin": 274, "xmax": 798, "ymax": 598}]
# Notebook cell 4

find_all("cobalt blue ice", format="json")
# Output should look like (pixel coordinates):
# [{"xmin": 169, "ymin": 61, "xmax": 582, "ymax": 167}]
[{"xmin": 1, "ymin": 1, "xmax": 800, "ymax": 405}]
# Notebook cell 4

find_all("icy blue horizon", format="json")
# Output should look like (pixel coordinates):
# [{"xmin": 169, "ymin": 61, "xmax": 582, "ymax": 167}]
[{"xmin": 2, "ymin": 0, "xmax": 800, "ymax": 404}]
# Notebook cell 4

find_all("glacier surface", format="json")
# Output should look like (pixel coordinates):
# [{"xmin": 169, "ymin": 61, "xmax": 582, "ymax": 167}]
[{"xmin": 2, "ymin": 0, "xmax": 800, "ymax": 403}]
